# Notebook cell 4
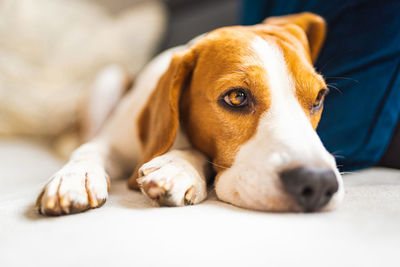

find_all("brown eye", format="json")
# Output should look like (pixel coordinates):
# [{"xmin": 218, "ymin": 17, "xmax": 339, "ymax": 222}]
[
  {"xmin": 312, "ymin": 89, "xmax": 328, "ymax": 113},
  {"xmin": 223, "ymin": 89, "xmax": 248, "ymax": 107}
]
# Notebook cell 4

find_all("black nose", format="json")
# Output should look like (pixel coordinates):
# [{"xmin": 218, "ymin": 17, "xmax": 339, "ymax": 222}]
[{"xmin": 280, "ymin": 167, "xmax": 339, "ymax": 212}]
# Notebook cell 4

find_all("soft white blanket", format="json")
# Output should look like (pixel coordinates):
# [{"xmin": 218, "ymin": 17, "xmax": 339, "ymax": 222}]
[{"xmin": 0, "ymin": 139, "xmax": 399, "ymax": 267}]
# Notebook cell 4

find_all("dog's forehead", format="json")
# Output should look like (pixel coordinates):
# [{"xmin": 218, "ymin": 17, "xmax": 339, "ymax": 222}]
[
  {"xmin": 197, "ymin": 26, "xmax": 325, "ymax": 90},
  {"xmin": 194, "ymin": 28, "xmax": 259, "ymax": 74},
  {"xmin": 248, "ymin": 34, "xmax": 326, "ymax": 90}
]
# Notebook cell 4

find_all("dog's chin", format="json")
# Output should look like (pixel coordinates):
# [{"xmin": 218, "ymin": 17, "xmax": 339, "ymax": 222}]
[
  {"xmin": 215, "ymin": 167, "xmax": 344, "ymax": 213},
  {"xmin": 219, "ymin": 187, "xmax": 343, "ymax": 213},
  {"xmin": 236, "ymin": 188, "xmax": 344, "ymax": 213},
  {"xmin": 235, "ymin": 189, "xmax": 302, "ymax": 212},
  {"xmin": 214, "ymin": 168, "xmax": 298, "ymax": 212}
]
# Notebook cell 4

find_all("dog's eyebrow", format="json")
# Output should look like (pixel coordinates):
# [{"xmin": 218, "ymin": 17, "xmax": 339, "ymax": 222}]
[
  {"xmin": 296, "ymin": 76, "xmax": 328, "ymax": 94},
  {"xmin": 215, "ymin": 71, "xmax": 250, "ymax": 89},
  {"xmin": 218, "ymin": 64, "xmax": 267, "ymax": 85}
]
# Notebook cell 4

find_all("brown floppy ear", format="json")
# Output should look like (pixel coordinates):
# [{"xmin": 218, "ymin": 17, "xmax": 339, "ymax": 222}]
[
  {"xmin": 263, "ymin": 12, "xmax": 326, "ymax": 62},
  {"xmin": 127, "ymin": 48, "xmax": 196, "ymax": 189}
]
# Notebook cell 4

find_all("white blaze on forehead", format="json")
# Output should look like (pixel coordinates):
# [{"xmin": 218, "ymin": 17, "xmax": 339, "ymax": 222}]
[
  {"xmin": 250, "ymin": 36, "xmax": 299, "ymax": 118},
  {"xmin": 249, "ymin": 36, "xmax": 296, "ymax": 95},
  {"xmin": 246, "ymin": 36, "xmax": 334, "ymax": 167}
]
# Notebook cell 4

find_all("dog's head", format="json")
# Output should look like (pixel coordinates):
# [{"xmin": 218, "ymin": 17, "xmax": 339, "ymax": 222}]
[{"xmin": 136, "ymin": 12, "xmax": 344, "ymax": 212}]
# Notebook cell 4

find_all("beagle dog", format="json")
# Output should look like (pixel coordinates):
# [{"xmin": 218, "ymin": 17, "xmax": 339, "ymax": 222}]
[{"xmin": 36, "ymin": 12, "xmax": 344, "ymax": 215}]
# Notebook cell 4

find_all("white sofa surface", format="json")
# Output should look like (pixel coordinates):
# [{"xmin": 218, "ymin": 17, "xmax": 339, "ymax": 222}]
[{"xmin": 1, "ymin": 138, "xmax": 399, "ymax": 267}]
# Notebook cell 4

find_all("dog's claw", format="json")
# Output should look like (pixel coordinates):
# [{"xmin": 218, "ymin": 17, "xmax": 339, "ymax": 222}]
[
  {"xmin": 184, "ymin": 186, "xmax": 195, "ymax": 205},
  {"xmin": 45, "ymin": 197, "xmax": 57, "ymax": 210},
  {"xmin": 140, "ymin": 167, "xmax": 159, "ymax": 176}
]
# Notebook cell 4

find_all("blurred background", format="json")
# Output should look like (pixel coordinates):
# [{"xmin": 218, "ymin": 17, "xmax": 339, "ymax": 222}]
[
  {"xmin": 88, "ymin": 0, "xmax": 240, "ymax": 51},
  {"xmin": 0, "ymin": 0, "xmax": 240, "ymax": 156},
  {"xmin": 158, "ymin": 0, "xmax": 239, "ymax": 50}
]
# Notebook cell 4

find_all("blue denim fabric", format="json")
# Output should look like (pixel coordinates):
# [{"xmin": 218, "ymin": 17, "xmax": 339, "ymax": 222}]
[{"xmin": 242, "ymin": 0, "xmax": 400, "ymax": 170}]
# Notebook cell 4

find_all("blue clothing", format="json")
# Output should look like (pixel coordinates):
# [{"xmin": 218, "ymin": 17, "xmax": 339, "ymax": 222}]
[{"xmin": 242, "ymin": 0, "xmax": 400, "ymax": 170}]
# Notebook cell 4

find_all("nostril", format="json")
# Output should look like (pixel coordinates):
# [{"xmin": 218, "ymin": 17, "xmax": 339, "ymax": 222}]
[
  {"xmin": 301, "ymin": 186, "xmax": 314, "ymax": 198},
  {"xmin": 325, "ymin": 189, "xmax": 333, "ymax": 198}
]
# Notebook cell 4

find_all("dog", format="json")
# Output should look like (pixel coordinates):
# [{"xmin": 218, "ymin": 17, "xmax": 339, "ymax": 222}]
[{"xmin": 36, "ymin": 12, "xmax": 344, "ymax": 215}]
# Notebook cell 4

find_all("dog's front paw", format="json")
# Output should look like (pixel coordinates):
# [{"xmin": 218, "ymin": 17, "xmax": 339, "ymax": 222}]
[
  {"xmin": 138, "ymin": 153, "xmax": 207, "ymax": 207},
  {"xmin": 36, "ymin": 163, "xmax": 110, "ymax": 216}
]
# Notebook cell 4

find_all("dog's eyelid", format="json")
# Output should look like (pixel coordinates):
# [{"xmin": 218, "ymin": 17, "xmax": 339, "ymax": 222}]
[
  {"xmin": 221, "ymin": 86, "xmax": 249, "ymax": 95},
  {"xmin": 321, "ymin": 88, "xmax": 329, "ymax": 95},
  {"xmin": 310, "ymin": 88, "xmax": 328, "ymax": 114},
  {"xmin": 313, "ymin": 88, "xmax": 328, "ymax": 105},
  {"xmin": 317, "ymin": 88, "xmax": 329, "ymax": 99}
]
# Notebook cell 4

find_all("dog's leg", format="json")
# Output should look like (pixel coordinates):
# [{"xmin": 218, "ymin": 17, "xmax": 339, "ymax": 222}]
[
  {"xmin": 36, "ymin": 48, "xmax": 182, "ymax": 215},
  {"xmin": 138, "ymin": 149, "xmax": 210, "ymax": 206},
  {"xmin": 80, "ymin": 64, "xmax": 132, "ymax": 141},
  {"xmin": 36, "ymin": 140, "xmax": 115, "ymax": 215},
  {"xmin": 37, "ymin": 65, "xmax": 133, "ymax": 216}
]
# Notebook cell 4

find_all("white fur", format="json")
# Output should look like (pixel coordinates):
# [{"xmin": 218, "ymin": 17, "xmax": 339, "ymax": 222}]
[
  {"xmin": 215, "ymin": 37, "xmax": 344, "ymax": 211},
  {"xmin": 138, "ymin": 149, "xmax": 208, "ymax": 206}
]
